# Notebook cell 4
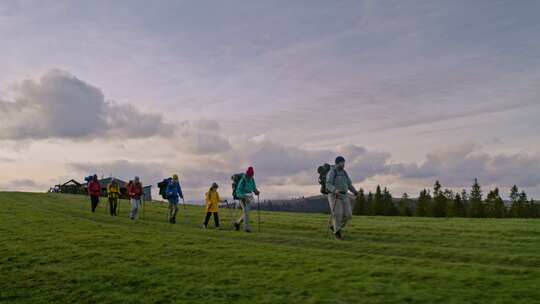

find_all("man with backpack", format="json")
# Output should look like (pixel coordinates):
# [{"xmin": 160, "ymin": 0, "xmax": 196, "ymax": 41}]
[
  {"xmin": 234, "ymin": 167, "xmax": 260, "ymax": 232},
  {"xmin": 87, "ymin": 175, "xmax": 101, "ymax": 212},
  {"xmin": 326, "ymin": 156, "xmax": 359, "ymax": 240},
  {"xmin": 128, "ymin": 176, "xmax": 143, "ymax": 220},
  {"xmin": 166, "ymin": 174, "xmax": 183, "ymax": 224}
]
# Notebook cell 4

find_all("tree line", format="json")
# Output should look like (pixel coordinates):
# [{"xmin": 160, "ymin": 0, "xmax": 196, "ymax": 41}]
[{"xmin": 353, "ymin": 179, "xmax": 540, "ymax": 218}]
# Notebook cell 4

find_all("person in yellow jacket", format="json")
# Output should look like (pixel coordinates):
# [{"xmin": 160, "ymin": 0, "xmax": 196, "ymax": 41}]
[
  {"xmin": 203, "ymin": 182, "xmax": 224, "ymax": 229},
  {"xmin": 107, "ymin": 179, "xmax": 120, "ymax": 216}
]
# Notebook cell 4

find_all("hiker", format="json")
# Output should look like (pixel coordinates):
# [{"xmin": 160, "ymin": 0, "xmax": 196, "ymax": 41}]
[
  {"xmin": 203, "ymin": 182, "xmax": 223, "ymax": 229},
  {"xmin": 87, "ymin": 174, "xmax": 101, "ymax": 212},
  {"xmin": 234, "ymin": 167, "xmax": 260, "ymax": 232},
  {"xmin": 166, "ymin": 174, "xmax": 183, "ymax": 224},
  {"xmin": 128, "ymin": 177, "xmax": 143, "ymax": 220},
  {"xmin": 107, "ymin": 179, "xmax": 120, "ymax": 216},
  {"xmin": 326, "ymin": 156, "xmax": 359, "ymax": 240}
]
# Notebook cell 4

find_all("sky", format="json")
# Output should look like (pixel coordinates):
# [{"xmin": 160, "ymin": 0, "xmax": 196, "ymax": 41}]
[{"xmin": 1, "ymin": 0, "xmax": 540, "ymax": 201}]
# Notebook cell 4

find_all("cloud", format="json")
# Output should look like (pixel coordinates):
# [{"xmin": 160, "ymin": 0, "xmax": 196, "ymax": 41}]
[
  {"xmin": 228, "ymin": 139, "xmax": 391, "ymax": 187},
  {"xmin": 0, "ymin": 69, "xmax": 170, "ymax": 140},
  {"xmin": 392, "ymin": 143, "xmax": 540, "ymax": 189},
  {"xmin": 69, "ymin": 160, "xmax": 168, "ymax": 186},
  {"xmin": 175, "ymin": 120, "xmax": 231, "ymax": 155},
  {"xmin": 64, "ymin": 139, "xmax": 392, "ymax": 199},
  {"xmin": 0, "ymin": 178, "xmax": 47, "ymax": 191}
]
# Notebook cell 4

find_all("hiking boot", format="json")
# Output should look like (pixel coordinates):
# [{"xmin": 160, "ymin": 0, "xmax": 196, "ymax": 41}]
[
  {"xmin": 172, "ymin": 218, "xmax": 176, "ymax": 224},
  {"xmin": 245, "ymin": 229, "xmax": 252, "ymax": 233},
  {"xmin": 202, "ymin": 224, "xmax": 207, "ymax": 229},
  {"xmin": 234, "ymin": 222, "xmax": 240, "ymax": 231},
  {"xmin": 334, "ymin": 230, "xmax": 343, "ymax": 240}
]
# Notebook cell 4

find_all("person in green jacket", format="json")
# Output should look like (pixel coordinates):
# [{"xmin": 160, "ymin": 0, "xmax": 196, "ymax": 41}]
[
  {"xmin": 326, "ymin": 156, "xmax": 359, "ymax": 240},
  {"xmin": 234, "ymin": 167, "xmax": 260, "ymax": 232}
]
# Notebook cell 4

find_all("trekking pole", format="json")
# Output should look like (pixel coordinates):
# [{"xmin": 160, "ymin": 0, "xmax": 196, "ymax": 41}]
[
  {"xmin": 257, "ymin": 195, "xmax": 261, "ymax": 233},
  {"xmin": 328, "ymin": 195, "xmax": 338, "ymax": 238},
  {"xmin": 224, "ymin": 200, "xmax": 235, "ymax": 228},
  {"xmin": 182, "ymin": 198, "xmax": 188, "ymax": 224},
  {"xmin": 142, "ymin": 197, "xmax": 145, "ymax": 220}
]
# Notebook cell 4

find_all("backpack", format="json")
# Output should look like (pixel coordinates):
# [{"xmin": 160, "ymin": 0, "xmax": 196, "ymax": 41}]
[
  {"xmin": 231, "ymin": 173, "xmax": 244, "ymax": 200},
  {"xmin": 317, "ymin": 163, "xmax": 332, "ymax": 194},
  {"xmin": 157, "ymin": 178, "xmax": 172, "ymax": 200}
]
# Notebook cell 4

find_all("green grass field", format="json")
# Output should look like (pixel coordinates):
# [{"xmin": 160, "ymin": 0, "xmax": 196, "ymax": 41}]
[{"xmin": 1, "ymin": 192, "xmax": 539, "ymax": 304}]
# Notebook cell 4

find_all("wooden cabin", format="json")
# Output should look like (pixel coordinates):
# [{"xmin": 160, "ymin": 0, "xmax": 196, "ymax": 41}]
[{"xmin": 55, "ymin": 179, "xmax": 84, "ymax": 195}]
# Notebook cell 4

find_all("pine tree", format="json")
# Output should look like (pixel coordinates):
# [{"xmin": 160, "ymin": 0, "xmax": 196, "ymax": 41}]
[
  {"xmin": 416, "ymin": 189, "xmax": 431, "ymax": 217},
  {"xmin": 383, "ymin": 187, "xmax": 397, "ymax": 216},
  {"xmin": 469, "ymin": 178, "xmax": 484, "ymax": 218},
  {"xmin": 398, "ymin": 193, "xmax": 412, "ymax": 216},
  {"xmin": 444, "ymin": 189, "xmax": 455, "ymax": 217},
  {"xmin": 485, "ymin": 188, "xmax": 505, "ymax": 218},
  {"xmin": 529, "ymin": 199, "xmax": 540, "ymax": 218},
  {"xmin": 461, "ymin": 189, "xmax": 470, "ymax": 217},
  {"xmin": 452, "ymin": 193, "xmax": 466, "ymax": 217},
  {"xmin": 353, "ymin": 189, "xmax": 366, "ymax": 215},
  {"xmin": 366, "ymin": 191, "xmax": 374, "ymax": 215},
  {"xmin": 509, "ymin": 185, "xmax": 520, "ymax": 218},
  {"xmin": 517, "ymin": 191, "xmax": 528, "ymax": 218},
  {"xmin": 525, "ymin": 198, "xmax": 537, "ymax": 218},
  {"xmin": 430, "ymin": 180, "xmax": 447, "ymax": 217},
  {"xmin": 373, "ymin": 185, "xmax": 384, "ymax": 215}
]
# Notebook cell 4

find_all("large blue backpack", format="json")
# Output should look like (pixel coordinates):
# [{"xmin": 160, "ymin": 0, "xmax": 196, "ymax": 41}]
[{"xmin": 157, "ymin": 178, "xmax": 172, "ymax": 199}]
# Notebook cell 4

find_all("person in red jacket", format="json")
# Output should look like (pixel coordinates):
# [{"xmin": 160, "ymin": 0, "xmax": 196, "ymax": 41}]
[
  {"xmin": 128, "ymin": 176, "xmax": 143, "ymax": 220},
  {"xmin": 87, "ymin": 175, "xmax": 101, "ymax": 212}
]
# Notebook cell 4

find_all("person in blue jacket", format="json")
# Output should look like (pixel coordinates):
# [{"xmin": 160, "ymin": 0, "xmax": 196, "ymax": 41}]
[{"xmin": 166, "ymin": 174, "xmax": 183, "ymax": 224}]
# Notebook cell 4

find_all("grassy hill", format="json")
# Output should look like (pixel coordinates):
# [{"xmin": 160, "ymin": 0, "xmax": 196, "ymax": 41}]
[{"xmin": 1, "ymin": 192, "xmax": 539, "ymax": 304}]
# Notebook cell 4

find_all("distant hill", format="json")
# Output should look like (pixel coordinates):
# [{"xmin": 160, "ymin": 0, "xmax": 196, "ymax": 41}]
[
  {"xmin": 260, "ymin": 195, "xmax": 330, "ymax": 213},
  {"xmin": 260, "ymin": 195, "xmax": 417, "ymax": 214}
]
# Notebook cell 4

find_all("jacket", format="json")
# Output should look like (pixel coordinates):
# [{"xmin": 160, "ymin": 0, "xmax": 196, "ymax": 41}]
[
  {"xmin": 205, "ymin": 190, "xmax": 220, "ymax": 213},
  {"xmin": 107, "ymin": 184, "xmax": 120, "ymax": 199},
  {"xmin": 128, "ymin": 182, "xmax": 143, "ymax": 200},
  {"xmin": 235, "ymin": 176, "xmax": 257, "ymax": 199},
  {"xmin": 166, "ymin": 181, "xmax": 183, "ymax": 203},
  {"xmin": 88, "ymin": 180, "xmax": 101, "ymax": 196},
  {"xmin": 326, "ymin": 166, "xmax": 356, "ymax": 195}
]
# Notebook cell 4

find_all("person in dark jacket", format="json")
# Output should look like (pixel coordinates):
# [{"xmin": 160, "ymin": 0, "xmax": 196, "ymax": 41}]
[
  {"xmin": 128, "ymin": 177, "xmax": 143, "ymax": 220},
  {"xmin": 87, "ymin": 175, "xmax": 101, "ymax": 212},
  {"xmin": 166, "ymin": 174, "xmax": 183, "ymax": 224}
]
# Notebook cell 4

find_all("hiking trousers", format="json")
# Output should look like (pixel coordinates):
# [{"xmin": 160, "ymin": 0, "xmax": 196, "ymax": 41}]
[
  {"xmin": 204, "ymin": 212, "xmax": 220, "ymax": 227},
  {"xmin": 90, "ymin": 195, "xmax": 99, "ymax": 212},
  {"xmin": 327, "ymin": 194, "xmax": 352, "ymax": 232},
  {"xmin": 108, "ymin": 197, "xmax": 118, "ymax": 216},
  {"xmin": 130, "ymin": 198, "xmax": 141, "ymax": 220},
  {"xmin": 168, "ymin": 201, "xmax": 179, "ymax": 222},
  {"xmin": 236, "ymin": 194, "xmax": 254, "ymax": 231}
]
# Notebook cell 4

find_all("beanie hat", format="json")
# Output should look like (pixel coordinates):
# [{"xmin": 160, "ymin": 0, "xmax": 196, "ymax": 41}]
[
  {"xmin": 246, "ymin": 167, "xmax": 254, "ymax": 177},
  {"xmin": 335, "ymin": 156, "xmax": 346, "ymax": 164}
]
